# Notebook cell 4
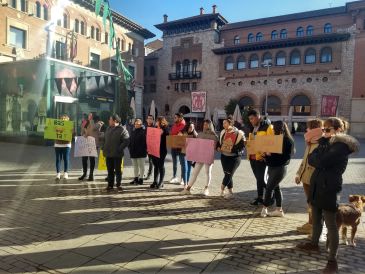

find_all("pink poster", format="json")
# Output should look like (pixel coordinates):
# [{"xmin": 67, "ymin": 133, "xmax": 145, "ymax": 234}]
[
  {"xmin": 191, "ymin": 91, "xmax": 207, "ymax": 112},
  {"xmin": 186, "ymin": 138, "xmax": 215, "ymax": 165},
  {"xmin": 147, "ymin": 127, "xmax": 162, "ymax": 158},
  {"xmin": 321, "ymin": 96, "xmax": 339, "ymax": 117}
]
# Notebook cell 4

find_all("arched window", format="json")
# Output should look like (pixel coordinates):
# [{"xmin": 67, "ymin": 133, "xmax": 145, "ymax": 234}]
[
  {"xmin": 256, "ymin": 32, "xmax": 263, "ymax": 42},
  {"xmin": 20, "ymin": 0, "xmax": 26, "ymax": 12},
  {"xmin": 63, "ymin": 13, "xmax": 68, "ymax": 28},
  {"xmin": 249, "ymin": 54, "xmax": 259, "ymax": 68},
  {"xmin": 74, "ymin": 19, "xmax": 79, "ymax": 33},
  {"xmin": 179, "ymin": 106, "xmax": 190, "ymax": 115},
  {"xmin": 80, "ymin": 21, "xmax": 85, "ymax": 35},
  {"xmin": 324, "ymin": 23, "xmax": 332, "ymax": 33},
  {"xmin": 305, "ymin": 48, "xmax": 316, "ymax": 64},
  {"xmin": 291, "ymin": 95, "xmax": 311, "ymax": 116},
  {"xmin": 225, "ymin": 56, "xmax": 234, "ymax": 71},
  {"xmin": 237, "ymin": 55, "xmax": 246, "ymax": 70},
  {"xmin": 320, "ymin": 47, "xmax": 332, "ymax": 63},
  {"xmin": 290, "ymin": 50, "xmax": 301, "ymax": 65},
  {"xmin": 248, "ymin": 33, "xmax": 254, "ymax": 43},
  {"xmin": 183, "ymin": 59, "xmax": 190, "ymax": 74},
  {"xmin": 234, "ymin": 35, "xmax": 240, "ymax": 45},
  {"xmin": 262, "ymin": 52, "xmax": 272, "ymax": 64},
  {"xmin": 280, "ymin": 29, "xmax": 287, "ymax": 39},
  {"xmin": 150, "ymin": 66, "xmax": 155, "ymax": 76},
  {"xmin": 306, "ymin": 25, "xmax": 314, "ymax": 36},
  {"xmin": 276, "ymin": 51, "xmax": 286, "ymax": 66},
  {"xmin": 271, "ymin": 30, "xmax": 278, "ymax": 40},
  {"xmin": 263, "ymin": 95, "xmax": 281, "ymax": 115},
  {"xmin": 296, "ymin": 27, "xmax": 304, "ymax": 37},
  {"xmin": 176, "ymin": 61, "xmax": 181, "ymax": 76},
  {"xmin": 36, "ymin": 2, "xmax": 41, "ymax": 18},
  {"xmin": 43, "ymin": 5, "xmax": 48, "ymax": 20},
  {"xmin": 192, "ymin": 60, "xmax": 198, "ymax": 74},
  {"xmin": 239, "ymin": 96, "xmax": 254, "ymax": 110},
  {"xmin": 90, "ymin": 26, "xmax": 95, "ymax": 39},
  {"xmin": 96, "ymin": 28, "xmax": 100, "ymax": 41}
]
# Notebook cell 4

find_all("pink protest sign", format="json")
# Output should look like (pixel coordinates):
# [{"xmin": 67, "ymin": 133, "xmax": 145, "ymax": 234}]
[
  {"xmin": 186, "ymin": 138, "xmax": 215, "ymax": 165},
  {"xmin": 147, "ymin": 127, "xmax": 162, "ymax": 158}
]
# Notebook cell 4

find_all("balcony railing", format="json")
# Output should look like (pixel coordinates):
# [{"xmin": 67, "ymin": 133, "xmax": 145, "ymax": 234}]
[{"xmin": 169, "ymin": 71, "xmax": 202, "ymax": 80}]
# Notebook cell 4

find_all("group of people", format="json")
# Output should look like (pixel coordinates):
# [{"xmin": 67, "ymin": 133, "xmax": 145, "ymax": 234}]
[{"xmin": 53, "ymin": 109, "xmax": 359, "ymax": 274}]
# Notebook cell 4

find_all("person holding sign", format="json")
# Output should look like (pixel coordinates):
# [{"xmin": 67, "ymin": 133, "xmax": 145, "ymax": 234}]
[
  {"xmin": 79, "ymin": 113, "xmax": 102, "ymax": 182},
  {"xmin": 181, "ymin": 119, "xmax": 218, "ymax": 196},
  {"xmin": 102, "ymin": 114, "xmax": 130, "ymax": 192},
  {"xmin": 54, "ymin": 115, "xmax": 72, "ymax": 181},
  {"xmin": 129, "ymin": 119, "xmax": 147, "ymax": 185},
  {"xmin": 260, "ymin": 121, "xmax": 294, "ymax": 218},
  {"xmin": 247, "ymin": 109, "xmax": 274, "ymax": 206},
  {"xmin": 180, "ymin": 121, "xmax": 198, "ymax": 186},
  {"xmin": 217, "ymin": 116, "xmax": 245, "ymax": 199},
  {"xmin": 150, "ymin": 116, "xmax": 169, "ymax": 189},
  {"xmin": 144, "ymin": 115, "xmax": 155, "ymax": 180}
]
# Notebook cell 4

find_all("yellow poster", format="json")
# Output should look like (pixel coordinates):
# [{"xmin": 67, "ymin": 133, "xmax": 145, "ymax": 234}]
[
  {"xmin": 98, "ymin": 149, "xmax": 124, "ymax": 172},
  {"xmin": 44, "ymin": 118, "xmax": 74, "ymax": 142}
]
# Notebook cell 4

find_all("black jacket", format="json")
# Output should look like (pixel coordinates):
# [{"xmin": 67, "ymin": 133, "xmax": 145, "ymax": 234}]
[
  {"xmin": 129, "ymin": 127, "xmax": 147, "ymax": 158},
  {"xmin": 103, "ymin": 125, "xmax": 130, "ymax": 158},
  {"xmin": 265, "ymin": 136, "xmax": 293, "ymax": 167},
  {"xmin": 159, "ymin": 127, "xmax": 169, "ymax": 158},
  {"xmin": 308, "ymin": 134, "xmax": 360, "ymax": 212}
]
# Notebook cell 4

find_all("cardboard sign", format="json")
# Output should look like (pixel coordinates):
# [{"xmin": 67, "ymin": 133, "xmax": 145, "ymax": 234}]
[
  {"xmin": 245, "ymin": 139, "xmax": 256, "ymax": 155},
  {"xmin": 255, "ymin": 134, "xmax": 283, "ymax": 154},
  {"xmin": 166, "ymin": 135, "xmax": 187, "ymax": 149},
  {"xmin": 98, "ymin": 149, "xmax": 124, "ymax": 171},
  {"xmin": 146, "ymin": 127, "xmax": 162, "ymax": 158},
  {"xmin": 44, "ymin": 118, "xmax": 73, "ymax": 142},
  {"xmin": 74, "ymin": 136, "xmax": 98, "ymax": 157},
  {"xmin": 186, "ymin": 138, "xmax": 215, "ymax": 165}
]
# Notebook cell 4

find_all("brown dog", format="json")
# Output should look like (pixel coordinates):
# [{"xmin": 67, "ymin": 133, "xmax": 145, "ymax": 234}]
[{"xmin": 336, "ymin": 195, "xmax": 365, "ymax": 247}]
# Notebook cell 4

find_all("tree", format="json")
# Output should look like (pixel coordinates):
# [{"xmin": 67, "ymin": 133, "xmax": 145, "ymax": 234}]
[
  {"xmin": 242, "ymin": 106, "xmax": 254, "ymax": 127},
  {"xmin": 224, "ymin": 99, "xmax": 239, "ymax": 116}
]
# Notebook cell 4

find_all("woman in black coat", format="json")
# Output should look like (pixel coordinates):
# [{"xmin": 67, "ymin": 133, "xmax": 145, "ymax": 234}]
[
  {"xmin": 129, "ymin": 119, "xmax": 147, "ymax": 185},
  {"xmin": 297, "ymin": 117, "xmax": 360, "ymax": 274}
]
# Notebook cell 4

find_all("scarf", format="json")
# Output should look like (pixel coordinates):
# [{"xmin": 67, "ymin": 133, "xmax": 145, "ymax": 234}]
[{"xmin": 304, "ymin": 127, "xmax": 323, "ymax": 144}]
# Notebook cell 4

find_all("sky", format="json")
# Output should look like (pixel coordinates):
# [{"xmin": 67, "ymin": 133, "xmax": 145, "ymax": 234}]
[{"xmin": 109, "ymin": 0, "xmax": 351, "ymax": 42}]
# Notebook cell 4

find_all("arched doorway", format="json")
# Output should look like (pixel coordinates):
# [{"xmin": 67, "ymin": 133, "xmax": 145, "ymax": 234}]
[
  {"xmin": 262, "ymin": 96, "xmax": 281, "ymax": 115},
  {"xmin": 291, "ymin": 95, "xmax": 311, "ymax": 116},
  {"xmin": 178, "ymin": 105, "xmax": 190, "ymax": 115},
  {"xmin": 238, "ymin": 96, "xmax": 254, "ymax": 110}
]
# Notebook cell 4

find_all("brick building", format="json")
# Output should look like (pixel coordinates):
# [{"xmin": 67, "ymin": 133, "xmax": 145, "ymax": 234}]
[
  {"xmin": 144, "ymin": 1, "xmax": 365, "ymax": 137},
  {"xmin": 0, "ymin": 0, "xmax": 154, "ymax": 139}
]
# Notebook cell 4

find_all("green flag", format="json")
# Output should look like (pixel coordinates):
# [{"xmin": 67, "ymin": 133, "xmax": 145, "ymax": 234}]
[
  {"xmin": 102, "ymin": 1, "xmax": 109, "ymax": 29},
  {"xmin": 95, "ymin": 0, "xmax": 103, "ymax": 16}
]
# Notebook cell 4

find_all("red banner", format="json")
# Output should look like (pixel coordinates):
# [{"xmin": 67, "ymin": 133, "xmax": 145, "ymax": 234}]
[
  {"xmin": 191, "ymin": 91, "xmax": 207, "ymax": 113},
  {"xmin": 321, "ymin": 95, "xmax": 339, "ymax": 117}
]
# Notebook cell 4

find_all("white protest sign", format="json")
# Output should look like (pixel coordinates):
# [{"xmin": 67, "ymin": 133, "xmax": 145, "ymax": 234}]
[{"xmin": 74, "ymin": 136, "xmax": 98, "ymax": 157}]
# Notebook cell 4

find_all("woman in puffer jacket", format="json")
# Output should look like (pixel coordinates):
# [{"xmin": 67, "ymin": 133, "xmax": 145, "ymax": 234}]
[{"xmin": 297, "ymin": 117, "xmax": 360, "ymax": 274}]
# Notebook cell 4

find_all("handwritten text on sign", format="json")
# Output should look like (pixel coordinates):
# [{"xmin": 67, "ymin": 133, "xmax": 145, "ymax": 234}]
[
  {"xmin": 74, "ymin": 136, "xmax": 98, "ymax": 157},
  {"xmin": 247, "ymin": 134, "xmax": 283, "ymax": 154},
  {"xmin": 166, "ymin": 135, "xmax": 187, "ymax": 149},
  {"xmin": 44, "ymin": 118, "xmax": 73, "ymax": 142}
]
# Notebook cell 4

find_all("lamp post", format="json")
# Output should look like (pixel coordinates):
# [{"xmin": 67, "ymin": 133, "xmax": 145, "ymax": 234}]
[{"xmin": 262, "ymin": 60, "xmax": 272, "ymax": 118}]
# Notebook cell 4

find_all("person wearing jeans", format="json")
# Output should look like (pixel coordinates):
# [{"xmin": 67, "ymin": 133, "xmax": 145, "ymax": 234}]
[
  {"xmin": 54, "ymin": 114, "xmax": 72, "ymax": 181},
  {"xmin": 180, "ymin": 121, "xmax": 198, "ymax": 186},
  {"xmin": 170, "ymin": 113, "xmax": 186, "ymax": 184},
  {"xmin": 260, "ymin": 121, "xmax": 294, "ymax": 217},
  {"xmin": 144, "ymin": 115, "xmax": 155, "ymax": 180},
  {"xmin": 217, "ymin": 116, "xmax": 245, "ymax": 199},
  {"xmin": 129, "ymin": 119, "xmax": 147, "ymax": 185},
  {"xmin": 102, "ymin": 114, "xmax": 130, "ymax": 192},
  {"xmin": 297, "ymin": 117, "xmax": 359, "ymax": 274}
]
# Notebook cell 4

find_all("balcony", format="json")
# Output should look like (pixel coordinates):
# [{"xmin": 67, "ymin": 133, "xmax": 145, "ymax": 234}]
[{"xmin": 169, "ymin": 71, "xmax": 202, "ymax": 80}]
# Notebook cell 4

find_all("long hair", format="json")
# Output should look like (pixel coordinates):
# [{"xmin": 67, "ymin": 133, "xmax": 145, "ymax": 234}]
[
  {"xmin": 324, "ymin": 117, "xmax": 347, "ymax": 133},
  {"xmin": 273, "ymin": 121, "xmax": 295, "ymax": 155},
  {"xmin": 204, "ymin": 119, "xmax": 215, "ymax": 132},
  {"xmin": 157, "ymin": 116, "xmax": 168, "ymax": 128}
]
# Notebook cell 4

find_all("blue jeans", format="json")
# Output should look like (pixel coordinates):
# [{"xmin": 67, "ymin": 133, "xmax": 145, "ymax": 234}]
[
  {"xmin": 55, "ymin": 147, "xmax": 71, "ymax": 173},
  {"xmin": 171, "ymin": 149, "xmax": 187, "ymax": 183},
  {"xmin": 187, "ymin": 161, "xmax": 193, "ymax": 182}
]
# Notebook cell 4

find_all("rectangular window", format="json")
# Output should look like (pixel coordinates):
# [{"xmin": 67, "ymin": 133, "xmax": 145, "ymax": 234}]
[
  {"xmin": 181, "ymin": 83, "xmax": 190, "ymax": 92},
  {"xmin": 174, "ymin": 83, "xmax": 179, "ymax": 91},
  {"xmin": 128, "ymin": 65, "xmax": 135, "ymax": 78},
  {"xmin": 104, "ymin": 32, "xmax": 108, "ymax": 45},
  {"xmin": 192, "ymin": 82, "xmax": 197, "ymax": 91},
  {"xmin": 54, "ymin": 41, "xmax": 66, "ymax": 60},
  {"xmin": 10, "ymin": 0, "xmax": 17, "ymax": 8},
  {"xmin": 111, "ymin": 59, "xmax": 118, "ymax": 74},
  {"xmin": 9, "ymin": 26, "xmax": 26, "ymax": 49},
  {"xmin": 20, "ymin": 0, "xmax": 26, "ymax": 12},
  {"xmin": 90, "ymin": 52, "xmax": 100, "ymax": 69},
  {"xmin": 150, "ymin": 84, "xmax": 156, "ymax": 93}
]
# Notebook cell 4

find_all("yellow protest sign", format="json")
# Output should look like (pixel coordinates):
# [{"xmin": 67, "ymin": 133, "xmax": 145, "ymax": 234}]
[
  {"xmin": 44, "ymin": 118, "xmax": 74, "ymax": 142},
  {"xmin": 248, "ymin": 134, "xmax": 284, "ymax": 154},
  {"xmin": 98, "ymin": 149, "xmax": 124, "ymax": 172}
]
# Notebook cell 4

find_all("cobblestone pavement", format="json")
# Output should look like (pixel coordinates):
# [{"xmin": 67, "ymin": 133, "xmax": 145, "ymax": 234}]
[{"xmin": 0, "ymin": 137, "xmax": 364, "ymax": 274}]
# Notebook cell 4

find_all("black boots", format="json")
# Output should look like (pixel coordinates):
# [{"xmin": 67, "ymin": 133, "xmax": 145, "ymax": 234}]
[
  {"xmin": 130, "ymin": 177, "xmax": 138, "ymax": 185},
  {"xmin": 79, "ymin": 174, "xmax": 86, "ymax": 181}
]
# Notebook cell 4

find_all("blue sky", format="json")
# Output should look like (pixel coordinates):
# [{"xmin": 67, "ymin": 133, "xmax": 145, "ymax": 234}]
[{"xmin": 110, "ymin": 0, "xmax": 350, "ymax": 41}]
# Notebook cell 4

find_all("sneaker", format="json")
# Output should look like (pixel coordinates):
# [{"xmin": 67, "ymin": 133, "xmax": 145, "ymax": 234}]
[
  {"xmin": 180, "ymin": 180, "xmax": 185, "ymax": 186},
  {"xmin": 296, "ymin": 242, "xmax": 320, "ymax": 252},
  {"xmin": 268, "ymin": 209, "xmax": 284, "ymax": 217},
  {"xmin": 323, "ymin": 260, "xmax": 338, "ymax": 274},
  {"xmin": 55, "ymin": 173, "xmax": 61, "ymax": 180},
  {"xmin": 87, "ymin": 176, "xmax": 94, "ymax": 182},
  {"xmin": 170, "ymin": 177, "xmax": 179, "ymax": 183},
  {"xmin": 224, "ymin": 193, "xmax": 234, "ymax": 199},
  {"xmin": 250, "ymin": 197, "xmax": 264, "ymax": 206},
  {"xmin": 203, "ymin": 187, "xmax": 209, "ymax": 196},
  {"xmin": 260, "ymin": 207, "xmax": 268, "ymax": 217},
  {"xmin": 63, "ymin": 172, "xmax": 69, "ymax": 180},
  {"xmin": 150, "ymin": 182, "xmax": 157, "ymax": 189},
  {"xmin": 117, "ymin": 186, "xmax": 123, "ymax": 192},
  {"xmin": 220, "ymin": 190, "xmax": 225, "ymax": 197},
  {"xmin": 104, "ymin": 186, "xmax": 114, "ymax": 192},
  {"xmin": 180, "ymin": 189, "xmax": 191, "ymax": 195}
]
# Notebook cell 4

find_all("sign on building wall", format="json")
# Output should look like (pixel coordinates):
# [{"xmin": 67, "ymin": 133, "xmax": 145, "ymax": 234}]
[
  {"xmin": 191, "ymin": 91, "xmax": 207, "ymax": 113},
  {"xmin": 321, "ymin": 95, "xmax": 339, "ymax": 117}
]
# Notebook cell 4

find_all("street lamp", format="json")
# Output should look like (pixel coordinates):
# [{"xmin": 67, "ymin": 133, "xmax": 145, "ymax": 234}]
[{"xmin": 262, "ymin": 60, "xmax": 272, "ymax": 118}]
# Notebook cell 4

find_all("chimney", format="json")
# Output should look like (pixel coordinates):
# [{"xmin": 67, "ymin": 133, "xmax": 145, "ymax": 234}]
[
  {"xmin": 200, "ymin": 7, "xmax": 204, "ymax": 15},
  {"xmin": 212, "ymin": 5, "xmax": 217, "ymax": 14},
  {"xmin": 163, "ymin": 14, "xmax": 168, "ymax": 23}
]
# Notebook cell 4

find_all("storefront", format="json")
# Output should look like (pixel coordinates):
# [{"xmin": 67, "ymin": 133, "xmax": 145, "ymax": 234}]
[{"xmin": 0, "ymin": 57, "xmax": 120, "ymax": 143}]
